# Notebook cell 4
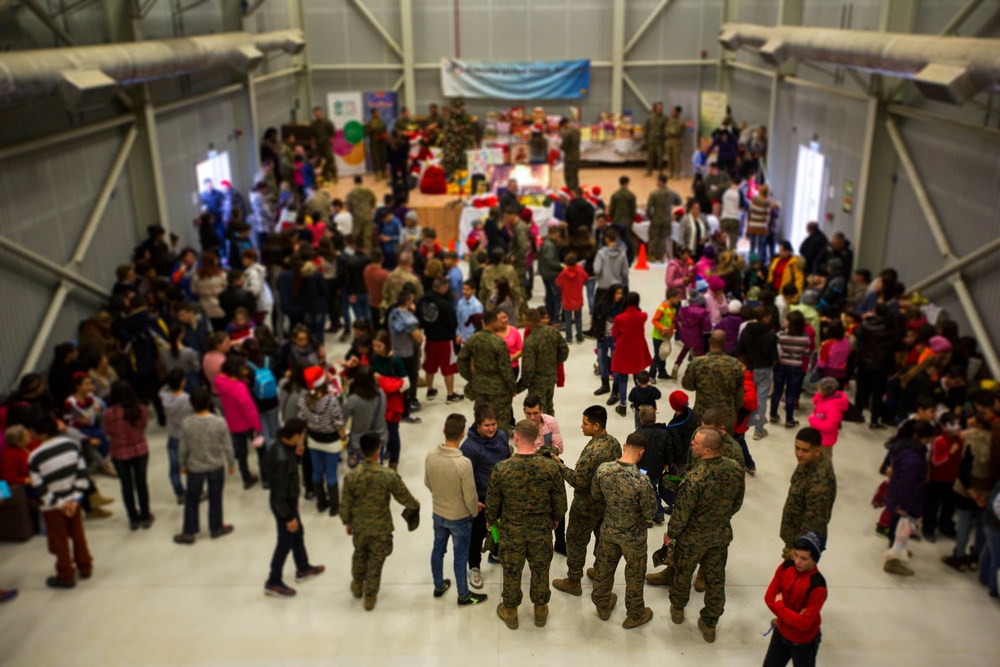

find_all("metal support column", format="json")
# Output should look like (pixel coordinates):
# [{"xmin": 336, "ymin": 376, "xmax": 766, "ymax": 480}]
[
  {"xmin": 400, "ymin": 0, "xmax": 417, "ymax": 112},
  {"xmin": 610, "ymin": 0, "xmax": 626, "ymax": 114},
  {"xmin": 286, "ymin": 0, "xmax": 313, "ymax": 118},
  {"xmin": 718, "ymin": 0, "xmax": 741, "ymax": 95}
]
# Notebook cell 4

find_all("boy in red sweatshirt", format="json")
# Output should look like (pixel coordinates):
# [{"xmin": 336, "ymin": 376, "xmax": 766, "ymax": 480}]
[
  {"xmin": 763, "ymin": 531, "xmax": 827, "ymax": 667},
  {"xmin": 923, "ymin": 413, "xmax": 962, "ymax": 541},
  {"xmin": 554, "ymin": 253, "xmax": 588, "ymax": 343},
  {"xmin": 735, "ymin": 359, "xmax": 757, "ymax": 475}
]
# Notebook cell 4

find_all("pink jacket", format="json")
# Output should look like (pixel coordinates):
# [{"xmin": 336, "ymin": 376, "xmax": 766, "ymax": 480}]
[
  {"xmin": 694, "ymin": 257, "xmax": 714, "ymax": 280},
  {"xmin": 706, "ymin": 292, "xmax": 726, "ymax": 326},
  {"xmin": 665, "ymin": 259, "xmax": 690, "ymax": 290},
  {"xmin": 215, "ymin": 374, "xmax": 262, "ymax": 434},
  {"xmin": 808, "ymin": 390, "xmax": 849, "ymax": 446}
]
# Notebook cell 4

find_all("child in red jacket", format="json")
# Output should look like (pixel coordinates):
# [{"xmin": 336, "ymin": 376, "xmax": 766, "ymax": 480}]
[
  {"xmin": 808, "ymin": 378, "xmax": 849, "ymax": 461},
  {"xmin": 735, "ymin": 359, "xmax": 758, "ymax": 475},
  {"xmin": 923, "ymin": 413, "xmax": 962, "ymax": 541},
  {"xmin": 555, "ymin": 253, "xmax": 588, "ymax": 343},
  {"xmin": 763, "ymin": 531, "xmax": 828, "ymax": 666}
]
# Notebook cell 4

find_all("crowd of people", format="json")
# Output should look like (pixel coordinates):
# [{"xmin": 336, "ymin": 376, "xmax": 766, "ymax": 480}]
[{"xmin": 1, "ymin": 102, "xmax": 998, "ymax": 665}]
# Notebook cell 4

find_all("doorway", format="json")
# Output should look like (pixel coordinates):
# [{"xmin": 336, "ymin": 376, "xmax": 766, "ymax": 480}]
[{"xmin": 791, "ymin": 143, "xmax": 827, "ymax": 251}]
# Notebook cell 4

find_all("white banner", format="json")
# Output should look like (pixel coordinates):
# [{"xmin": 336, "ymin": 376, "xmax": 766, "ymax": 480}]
[{"xmin": 327, "ymin": 91, "xmax": 366, "ymax": 177}]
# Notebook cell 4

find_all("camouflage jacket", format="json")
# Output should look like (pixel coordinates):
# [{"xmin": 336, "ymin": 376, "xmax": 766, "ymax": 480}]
[
  {"xmin": 681, "ymin": 352, "xmax": 744, "ymax": 433},
  {"xmin": 457, "ymin": 329, "xmax": 516, "ymax": 396},
  {"xmin": 644, "ymin": 112, "xmax": 667, "ymax": 142},
  {"xmin": 665, "ymin": 116, "xmax": 684, "ymax": 140},
  {"xmin": 667, "ymin": 455, "xmax": 745, "ymax": 548},
  {"xmin": 312, "ymin": 118, "xmax": 335, "ymax": 146},
  {"xmin": 478, "ymin": 264, "xmax": 521, "ymax": 305},
  {"xmin": 561, "ymin": 127, "xmax": 581, "ymax": 162},
  {"xmin": 518, "ymin": 325, "xmax": 569, "ymax": 391},
  {"xmin": 608, "ymin": 188, "xmax": 637, "ymax": 227},
  {"xmin": 593, "ymin": 461, "xmax": 657, "ymax": 541},
  {"xmin": 485, "ymin": 453, "xmax": 567, "ymax": 536},
  {"xmin": 346, "ymin": 186, "xmax": 376, "ymax": 220},
  {"xmin": 646, "ymin": 187, "xmax": 681, "ymax": 224},
  {"xmin": 559, "ymin": 432, "xmax": 623, "ymax": 514},
  {"xmin": 341, "ymin": 461, "xmax": 419, "ymax": 536},
  {"xmin": 508, "ymin": 221, "xmax": 532, "ymax": 267},
  {"xmin": 381, "ymin": 267, "xmax": 424, "ymax": 310},
  {"xmin": 780, "ymin": 456, "xmax": 837, "ymax": 547}
]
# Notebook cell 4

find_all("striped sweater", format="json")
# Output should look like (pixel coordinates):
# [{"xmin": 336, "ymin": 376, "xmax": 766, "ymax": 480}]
[
  {"xmin": 777, "ymin": 331, "xmax": 812, "ymax": 369},
  {"xmin": 28, "ymin": 436, "xmax": 89, "ymax": 511}
]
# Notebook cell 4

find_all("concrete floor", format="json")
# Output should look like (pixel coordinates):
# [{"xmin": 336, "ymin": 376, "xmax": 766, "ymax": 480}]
[{"xmin": 0, "ymin": 250, "xmax": 997, "ymax": 667}]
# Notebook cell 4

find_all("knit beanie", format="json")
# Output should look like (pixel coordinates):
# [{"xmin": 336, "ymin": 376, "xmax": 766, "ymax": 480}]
[
  {"xmin": 928, "ymin": 335, "xmax": 952, "ymax": 354},
  {"xmin": 819, "ymin": 377, "xmax": 839, "ymax": 396},
  {"xmin": 689, "ymin": 294, "xmax": 706, "ymax": 308},
  {"xmin": 796, "ymin": 531, "xmax": 826, "ymax": 563},
  {"xmin": 728, "ymin": 299, "xmax": 742, "ymax": 315},
  {"xmin": 669, "ymin": 390, "xmax": 689, "ymax": 412},
  {"xmin": 695, "ymin": 277, "xmax": 708, "ymax": 293},
  {"xmin": 707, "ymin": 275, "xmax": 725, "ymax": 293}
]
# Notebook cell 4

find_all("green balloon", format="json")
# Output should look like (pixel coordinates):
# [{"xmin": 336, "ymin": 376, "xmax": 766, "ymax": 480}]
[{"xmin": 344, "ymin": 120, "xmax": 365, "ymax": 144}]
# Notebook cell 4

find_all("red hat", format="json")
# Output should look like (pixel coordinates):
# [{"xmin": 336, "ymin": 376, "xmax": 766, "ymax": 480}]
[
  {"xmin": 303, "ymin": 366, "xmax": 326, "ymax": 392},
  {"xmin": 519, "ymin": 207, "xmax": 533, "ymax": 222},
  {"xmin": 72, "ymin": 371, "xmax": 89, "ymax": 384},
  {"xmin": 669, "ymin": 390, "xmax": 689, "ymax": 412},
  {"xmin": 220, "ymin": 179, "xmax": 232, "ymax": 189},
  {"xmin": 672, "ymin": 206, "xmax": 686, "ymax": 217},
  {"xmin": 591, "ymin": 186, "xmax": 601, "ymax": 196},
  {"xmin": 635, "ymin": 213, "xmax": 643, "ymax": 223}
]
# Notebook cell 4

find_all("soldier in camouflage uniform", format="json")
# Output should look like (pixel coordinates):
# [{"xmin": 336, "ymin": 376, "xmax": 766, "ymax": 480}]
[
  {"xmin": 346, "ymin": 175, "xmax": 376, "ymax": 252},
  {"xmin": 682, "ymin": 331, "xmax": 745, "ymax": 434},
  {"xmin": 648, "ymin": 407, "xmax": 745, "ymax": 590},
  {"xmin": 591, "ymin": 433, "xmax": 657, "ymax": 629},
  {"xmin": 380, "ymin": 252, "xmax": 424, "ymax": 312},
  {"xmin": 645, "ymin": 174, "xmax": 682, "ymax": 262},
  {"xmin": 664, "ymin": 428, "xmax": 745, "ymax": 643},
  {"xmin": 608, "ymin": 175, "xmax": 638, "ymax": 263},
  {"xmin": 486, "ymin": 419, "xmax": 568, "ymax": 630},
  {"xmin": 517, "ymin": 309, "xmax": 570, "ymax": 415},
  {"xmin": 311, "ymin": 106, "xmax": 337, "ymax": 182},
  {"xmin": 505, "ymin": 208, "xmax": 533, "ymax": 323},
  {"xmin": 560, "ymin": 118, "xmax": 581, "ymax": 192},
  {"xmin": 458, "ymin": 309, "xmax": 516, "ymax": 434},
  {"xmin": 665, "ymin": 106, "xmax": 685, "ymax": 180},
  {"xmin": 478, "ymin": 248, "xmax": 522, "ymax": 311},
  {"xmin": 551, "ymin": 406, "xmax": 623, "ymax": 596},
  {"xmin": 364, "ymin": 109, "xmax": 388, "ymax": 180},
  {"xmin": 780, "ymin": 427, "xmax": 837, "ymax": 559},
  {"xmin": 340, "ymin": 434, "xmax": 420, "ymax": 611},
  {"xmin": 643, "ymin": 102, "xmax": 667, "ymax": 176}
]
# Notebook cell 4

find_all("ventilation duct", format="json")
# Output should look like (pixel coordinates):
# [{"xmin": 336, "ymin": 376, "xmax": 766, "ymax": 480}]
[
  {"xmin": 718, "ymin": 23, "xmax": 1000, "ymax": 104},
  {"xmin": 0, "ymin": 29, "xmax": 305, "ymax": 109}
]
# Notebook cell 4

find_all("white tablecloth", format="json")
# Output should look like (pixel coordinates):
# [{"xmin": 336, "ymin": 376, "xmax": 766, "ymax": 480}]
[
  {"xmin": 579, "ymin": 138, "xmax": 645, "ymax": 163},
  {"xmin": 458, "ymin": 205, "xmax": 555, "ymax": 257}
]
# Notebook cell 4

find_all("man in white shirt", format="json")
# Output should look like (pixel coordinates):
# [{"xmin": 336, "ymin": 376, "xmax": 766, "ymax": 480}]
[{"xmin": 332, "ymin": 198, "xmax": 353, "ymax": 236}]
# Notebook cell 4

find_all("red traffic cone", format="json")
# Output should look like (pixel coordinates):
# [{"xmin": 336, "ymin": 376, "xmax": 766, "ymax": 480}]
[
  {"xmin": 448, "ymin": 237, "xmax": 456, "ymax": 252},
  {"xmin": 634, "ymin": 243, "xmax": 649, "ymax": 270}
]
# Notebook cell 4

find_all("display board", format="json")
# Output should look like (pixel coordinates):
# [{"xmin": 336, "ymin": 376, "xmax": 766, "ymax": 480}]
[{"xmin": 327, "ymin": 91, "xmax": 366, "ymax": 176}]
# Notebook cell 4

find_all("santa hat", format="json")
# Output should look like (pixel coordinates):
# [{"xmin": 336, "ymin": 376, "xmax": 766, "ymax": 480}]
[
  {"xmin": 672, "ymin": 206, "xmax": 686, "ymax": 217},
  {"xmin": 591, "ymin": 186, "xmax": 601, "ymax": 196},
  {"xmin": 303, "ymin": 366, "xmax": 326, "ymax": 392},
  {"xmin": 220, "ymin": 179, "xmax": 232, "ymax": 189},
  {"xmin": 669, "ymin": 390, "xmax": 689, "ymax": 412},
  {"xmin": 634, "ymin": 213, "xmax": 643, "ymax": 223}
]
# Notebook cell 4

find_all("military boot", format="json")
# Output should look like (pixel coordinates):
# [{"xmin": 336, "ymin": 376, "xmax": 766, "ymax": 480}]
[
  {"xmin": 314, "ymin": 482, "xmax": 329, "ymax": 513},
  {"xmin": 350, "ymin": 579, "xmax": 363, "ymax": 599},
  {"xmin": 883, "ymin": 558, "xmax": 914, "ymax": 576},
  {"xmin": 645, "ymin": 566, "xmax": 675, "ymax": 587},
  {"xmin": 364, "ymin": 594, "xmax": 377, "ymax": 611},
  {"xmin": 694, "ymin": 566, "xmax": 706, "ymax": 592},
  {"xmin": 552, "ymin": 578, "xmax": 582, "ymax": 596},
  {"xmin": 497, "ymin": 603, "xmax": 518, "ymax": 629},
  {"xmin": 623, "ymin": 607, "xmax": 653, "ymax": 629},
  {"xmin": 586, "ymin": 567, "xmax": 596, "ymax": 581},
  {"xmin": 596, "ymin": 592, "xmax": 618, "ymax": 621},
  {"xmin": 327, "ymin": 484, "xmax": 339, "ymax": 517},
  {"xmin": 670, "ymin": 604, "xmax": 685, "ymax": 624},
  {"xmin": 534, "ymin": 604, "xmax": 548, "ymax": 627},
  {"xmin": 698, "ymin": 618, "xmax": 716, "ymax": 643}
]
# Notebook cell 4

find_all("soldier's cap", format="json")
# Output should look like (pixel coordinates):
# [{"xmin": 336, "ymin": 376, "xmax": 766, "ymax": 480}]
[
  {"xmin": 652, "ymin": 544, "xmax": 670, "ymax": 567},
  {"xmin": 465, "ymin": 313, "xmax": 483, "ymax": 329},
  {"xmin": 402, "ymin": 506, "xmax": 420, "ymax": 532},
  {"xmin": 795, "ymin": 531, "xmax": 825, "ymax": 562}
]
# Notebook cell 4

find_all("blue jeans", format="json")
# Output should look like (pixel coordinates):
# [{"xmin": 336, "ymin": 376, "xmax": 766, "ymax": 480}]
[
  {"xmin": 735, "ymin": 432, "xmax": 756, "ymax": 471},
  {"xmin": 650, "ymin": 338, "xmax": 668, "ymax": 377},
  {"xmin": 563, "ymin": 309, "xmax": 583, "ymax": 341},
  {"xmin": 762, "ymin": 628, "xmax": 821, "ymax": 667},
  {"xmin": 431, "ymin": 514, "xmax": 473, "ymax": 598},
  {"xmin": 954, "ymin": 508, "xmax": 984, "ymax": 560},
  {"xmin": 384, "ymin": 421, "xmax": 401, "ymax": 463},
  {"xmin": 166, "ymin": 437, "xmax": 185, "ymax": 497},
  {"xmin": 751, "ymin": 368, "xmax": 772, "ymax": 434},
  {"xmin": 598, "ymin": 338, "xmax": 615, "ymax": 383},
  {"xmin": 614, "ymin": 373, "xmax": 630, "ymax": 405},
  {"xmin": 304, "ymin": 311, "xmax": 326, "ymax": 345},
  {"xmin": 585, "ymin": 278, "xmax": 596, "ymax": 315},
  {"xmin": 543, "ymin": 277, "xmax": 562, "ymax": 323},
  {"xmin": 341, "ymin": 293, "xmax": 371, "ymax": 330},
  {"xmin": 259, "ymin": 407, "xmax": 279, "ymax": 450},
  {"xmin": 309, "ymin": 448, "xmax": 340, "ymax": 487},
  {"xmin": 79, "ymin": 426, "xmax": 109, "ymax": 459},
  {"xmin": 978, "ymin": 523, "xmax": 1000, "ymax": 597},
  {"xmin": 771, "ymin": 364, "xmax": 804, "ymax": 423}
]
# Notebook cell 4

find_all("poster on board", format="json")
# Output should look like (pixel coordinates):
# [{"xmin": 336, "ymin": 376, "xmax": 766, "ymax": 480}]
[
  {"xmin": 364, "ymin": 91, "xmax": 398, "ymax": 172},
  {"xmin": 327, "ymin": 91, "xmax": 366, "ymax": 176},
  {"xmin": 699, "ymin": 91, "xmax": 728, "ymax": 140}
]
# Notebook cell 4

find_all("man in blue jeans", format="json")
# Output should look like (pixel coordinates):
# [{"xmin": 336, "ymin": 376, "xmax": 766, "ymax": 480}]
[
  {"xmin": 424, "ymin": 413, "xmax": 489, "ymax": 606},
  {"xmin": 735, "ymin": 307, "xmax": 777, "ymax": 441}
]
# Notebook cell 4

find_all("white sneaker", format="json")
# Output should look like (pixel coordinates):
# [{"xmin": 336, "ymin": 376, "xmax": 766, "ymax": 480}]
[
  {"xmin": 468, "ymin": 566, "xmax": 484, "ymax": 590},
  {"xmin": 753, "ymin": 428, "xmax": 768, "ymax": 441}
]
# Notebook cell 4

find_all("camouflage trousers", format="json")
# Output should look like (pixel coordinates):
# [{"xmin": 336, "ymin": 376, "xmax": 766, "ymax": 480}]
[
  {"xmin": 668, "ymin": 540, "xmax": 729, "ymax": 627},
  {"xmin": 499, "ymin": 530, "xmax": 554, "ymax": 607},
  {"xmin": 475, "ymin": 392, "xmax": 513, "ymax": 436},
  {"xmin": 355, "ymin": 217, "xmax": 374, "ymax": 254},
  {"xmin": 524, "ymin": 383, "xmax": 556, "ymax": 416},
  {"xmin": 592, "ymin": 532, "xmax": 648, "ymax": 618},
  {"xmin": 351, "ymin": 533, "xmax": 393, "ymax": 596},
  {"xmin": 565, "ymin": 501, "xmax": 603, "ymax": 582}
]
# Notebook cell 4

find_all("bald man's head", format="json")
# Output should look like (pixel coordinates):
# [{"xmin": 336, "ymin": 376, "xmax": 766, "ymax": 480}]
[{"xmin": 709, "ymin": 330, "xmax": 727, "ymax": 351}]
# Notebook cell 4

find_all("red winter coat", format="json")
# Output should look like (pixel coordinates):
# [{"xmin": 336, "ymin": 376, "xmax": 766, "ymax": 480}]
[
  {"xmin": 555, "ymin": 265, "xmax": 588, "ymax": 312},
  {"xmin": 764, "ymin": 561, "xmax": 827, "ymax": 644},
  {"xmin": 808, "ymin": 390, "xmax": 849, "ymax": 447},
  {"xmin": 611, "ymin": 306, "xmax": 652, "ymax": 375}
]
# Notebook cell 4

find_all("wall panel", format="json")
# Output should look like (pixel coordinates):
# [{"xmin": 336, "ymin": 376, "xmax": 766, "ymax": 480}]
[{"xmin": 256, "ymin": 76, "xmax": 298, "ymax": 133}]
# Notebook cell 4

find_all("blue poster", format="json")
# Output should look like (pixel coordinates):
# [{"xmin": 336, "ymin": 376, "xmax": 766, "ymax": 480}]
[
  {"xmin": 363, "ymin": 91, "xmax": 398, "ymax": 171},
  {"xmin": 440, "ymin": 58, "xmax": 591, "ymax": 100}
]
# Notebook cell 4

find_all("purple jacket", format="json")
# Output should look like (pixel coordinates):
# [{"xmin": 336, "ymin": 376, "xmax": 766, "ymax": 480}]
[
  {"xmin": 715, "ymin": 314, "xmax": 742, "ymax": 354},
  {"xmin": 677, "ymin": 305, "xmax": 712, "ymax": 355},
  {"xmin": 885, "ymin": 438, "xmax": 927, "ymax": 517}
]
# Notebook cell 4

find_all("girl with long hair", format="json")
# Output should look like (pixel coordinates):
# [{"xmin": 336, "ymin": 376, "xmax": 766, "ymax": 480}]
[
  {"xmin": 103, "ymin": 380, "xmax": 153, "ymax": 530},
  {"xmin": 370, "ymin": 330, "xmax": 409, "ymax": 469}
]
